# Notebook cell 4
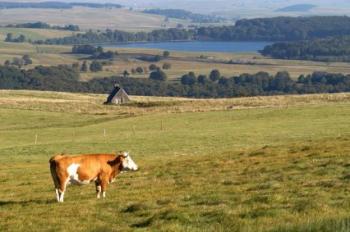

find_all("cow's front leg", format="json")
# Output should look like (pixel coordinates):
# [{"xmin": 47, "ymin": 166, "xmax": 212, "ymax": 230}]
[
  {"xmin": 95, "ymin": 181, "xmax": 102, "ymax": 199},
  {"xmin": 100, "ymin": 178, "xmax": 109, "ymax": 199}
]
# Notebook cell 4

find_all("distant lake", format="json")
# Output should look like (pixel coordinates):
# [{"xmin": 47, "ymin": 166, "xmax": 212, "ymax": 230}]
[{"xmin": 105, "ymin": 41, "xmax": 272, "ymax": 53}]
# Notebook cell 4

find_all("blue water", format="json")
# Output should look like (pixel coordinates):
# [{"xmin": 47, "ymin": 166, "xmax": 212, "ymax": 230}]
[{"xmin": 106, "ymin": 41, "xmax": 271, "ymax": 53}]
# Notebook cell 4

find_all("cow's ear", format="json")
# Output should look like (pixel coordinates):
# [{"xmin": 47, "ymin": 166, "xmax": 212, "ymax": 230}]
[{"xmin": 123, "ymin": 152, "xmax": 129, "ymax": 158}]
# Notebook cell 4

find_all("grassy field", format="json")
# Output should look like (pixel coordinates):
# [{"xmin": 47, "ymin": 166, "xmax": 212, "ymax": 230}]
[
  {"xmin": 0, "ymin": 90, "xmax": 350, "ymax": 231},
  {"xmin": 0, "ymin": 28, "xmax": 74, "ymax": 41},
  {"xmin": 0, "ymin": 7, "xmax": 190, "ymax": 32}
]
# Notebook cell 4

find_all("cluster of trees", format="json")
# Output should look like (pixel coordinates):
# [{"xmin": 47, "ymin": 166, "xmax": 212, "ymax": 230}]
[
  {"xmin": 5, "ymin": 33, "xmax": 26, "ymax": 43},
  {"xmin": 181, "ymin": 69, "xmax": 221, "ymax": 85},
  {"xmin": 35, "ymin": 16, "xmax": 350, "ymax": 45},
  {"xmin": 1, "ymin": 64, "xmax": 350, "ymax": 98},
  {"xmin": 261, "ymin": 36, "xmax": 350, "ymax": 62},
  {"xmin": 137, "ymin": 51, "xmax": 170, "ymax": 62},
  {"xmin": 0, "ymin": 65, "xmax": 81, "ymax": 91},
  {"xmin": 127, "ymin": 62, "xmax": 171, "ymax": 76},
  {"xmin": 130, "ymin": 67, "xmax": 147, "ymax": 75},
  {"xmin": 4, "ymin": 55, "xmax": 32, "ymax": 68},
  {"xmin": 38, "ymin": 28, "xmax": 194, "ymax": 45},
  {"xmin": 79, "ymin": 61, "xmax": 103, "ymax": 72},
  {"xmin": 0, "ymin": 2, "xmax": 122, "ymax": 9},
  {"xmin": 143, "ymin": 9, "xmax": 224, "ymax": 23},
  {"xmin": 71, "ymin": 45, "xmax": 118, "ymax": 59},
  {"xmin": 5, "ymin": 22, "xmax": 80, "ymax": 31}
]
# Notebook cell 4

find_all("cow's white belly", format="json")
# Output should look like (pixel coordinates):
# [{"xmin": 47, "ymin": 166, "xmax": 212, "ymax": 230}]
[{"xmin": 67, "ymin": 163, "xmax": 96, "ymax": 185}]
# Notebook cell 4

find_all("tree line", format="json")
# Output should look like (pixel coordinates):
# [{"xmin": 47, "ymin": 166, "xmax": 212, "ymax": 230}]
[
  {"xmin": 36, "ymin": 28, "xmax": 194, "ymax": 45},
  {"xmin": 1, "ymin": 65, "xmax": 350, "ymax": 98},
  {"xmin": 261, "ymin": 36, "xmax": 350, "ymax": 62},
  {"xmin": 5, "ymin": 22, "xmax": 80, "ymax": 31},
  {"xmin": 32, "ymin": 16, "xmax": 350, "ymax": 45},
  {"xmin": 71, "ymin": 45, "xmax": 118, "ymax": 59}
]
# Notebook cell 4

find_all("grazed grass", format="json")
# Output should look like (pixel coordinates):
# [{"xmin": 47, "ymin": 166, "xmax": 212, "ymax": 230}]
[{"xmin": 0, "ymin": 90, "xmax": 350, "ymax": 231}]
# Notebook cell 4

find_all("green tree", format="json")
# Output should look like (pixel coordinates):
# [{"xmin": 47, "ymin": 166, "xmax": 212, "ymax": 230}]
[
  {"xmin": 136, "ymin": 67, "xmax": 143, "ymax": 74},
  {"xmin": 197, "ymin": 74, "xmax": 208, "ymax": 84},
  {"xmin": 181, "ymin": 72, "xmax": 196, "ymax": 85},
  {"xmin": 162, "ymin": 63, "xmax": 171, "ymax": 70},
  {"xmin": 209, "ymin": 69, "xmax": 221, "ymax": 82},
  {"xmin": 149, "ymin": 70, "xmax": 167, "ymax": 81},
  {"xmin": 22, "ymin": 55, "xmax": 32, "ymax": 65},
  {"xmin": 17, "ymin": 35, "xmax": 26, "ymax": 43},
  {"xmin": 123, "ymin": 70, "xmax": 129, "ymax": 78},
  {"xmin": 81, "ymin": 61, "xmax": 88, "ymax": 72},
  {"xmin": 5, "ymin": 33, "xmax": 13, "ymax": 42},
  {"xmin": 163, "ymin": 50, "xmax": 170, "ymax": 58},
  {"xmin": 149, "ymin": 64, "xmax": 158, "ymax": 71},
  {"xmin": 90, "ymin": 60, "xmax": 103, "ymax": 72}
]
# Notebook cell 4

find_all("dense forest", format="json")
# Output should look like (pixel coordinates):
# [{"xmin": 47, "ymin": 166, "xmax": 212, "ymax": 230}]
[
  {"xmin": 5, "ymin": 22, "xmax": 80, "ymax": 31},
  {"xmin": 1, "ymin": 65, "xmax": 350, "ymax": 98},
  {"xmin": 143, "ymin": 9, "xmax": 224, "ymax": 23},
  {"xmin": 33, "ymin": 16, "xmax": 350, "ymax": 45},
  {"xmin": 196, "ymin": 16, "xmax": 350, "ymax": 41},
  {"xmin": 0, "ymin": 2, "xmax": 122, "ymax": 9},
  {"xmin": 261, "ymin": 36, "xmax": 350, "ymax": 62}
]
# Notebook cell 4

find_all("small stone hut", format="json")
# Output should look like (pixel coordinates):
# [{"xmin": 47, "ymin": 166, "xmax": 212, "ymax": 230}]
[{"xmin": 104, "ymin": 84, "xmax": 130, "ymax": 104}]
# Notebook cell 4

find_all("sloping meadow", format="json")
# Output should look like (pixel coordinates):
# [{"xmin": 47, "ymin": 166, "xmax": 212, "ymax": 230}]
[{"xmin": 0, "ymin": 90, "xmax": 350, "ymax": 231}]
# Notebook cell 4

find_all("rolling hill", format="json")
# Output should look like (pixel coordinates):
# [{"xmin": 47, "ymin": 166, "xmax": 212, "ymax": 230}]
[{"xmin": 276, "ymin": 4, "xmax": 317, "ymax": 12}]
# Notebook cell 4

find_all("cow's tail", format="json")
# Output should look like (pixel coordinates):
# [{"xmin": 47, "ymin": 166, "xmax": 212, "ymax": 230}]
[{"xmin": 49, "ymin": 154, "xmax": 64, "ymax": 189}]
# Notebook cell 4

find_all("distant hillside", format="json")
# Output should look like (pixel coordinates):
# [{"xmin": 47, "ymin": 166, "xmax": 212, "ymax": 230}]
[
  {"xmin": 276, "ymin": 4, "xmax": 317, "ymax": 12},
  {"xmin": 0, "ymin": 2, "xmax": 122, "ymax": 9},
  {"xmin": 37, "ymin": 16, "xmax": 350, "ymax": 44},
  {"xmin": 143, "ymin": 9, "xmax": 224, "ymax": 23}
]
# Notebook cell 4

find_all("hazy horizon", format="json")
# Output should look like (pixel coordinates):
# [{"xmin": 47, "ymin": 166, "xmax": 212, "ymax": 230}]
[{"xmin": 4, "ymin": 0, "xmax": 350, "ymax": 17}]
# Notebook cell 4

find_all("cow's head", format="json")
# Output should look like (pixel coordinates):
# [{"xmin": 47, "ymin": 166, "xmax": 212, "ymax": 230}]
[{"xmin": 120, "ymin": 152, "xmax": 138, "ymax": 171}]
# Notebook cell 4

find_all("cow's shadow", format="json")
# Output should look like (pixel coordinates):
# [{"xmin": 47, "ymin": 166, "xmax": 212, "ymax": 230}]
[{"xmin": 0, "ymin": 199, "xmax": 56, "ymax": 206}]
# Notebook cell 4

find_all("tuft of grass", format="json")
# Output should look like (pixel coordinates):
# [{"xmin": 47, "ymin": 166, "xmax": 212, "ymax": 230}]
[{"xmin": 121, "ymin": 203, "xmax": 149, "ymax": 214}]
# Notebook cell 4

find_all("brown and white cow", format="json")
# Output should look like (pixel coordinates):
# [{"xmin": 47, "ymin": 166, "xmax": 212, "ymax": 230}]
[{"xmin": 49, "ymin": 152, "xmax": 138, "ymax": 202}]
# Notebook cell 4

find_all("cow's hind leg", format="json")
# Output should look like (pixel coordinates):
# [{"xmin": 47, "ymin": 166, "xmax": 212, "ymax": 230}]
[
  {"xmin": 50, "ymin": 161, "xmax": 61, "ymax": 202},
  {"xmin": 58, "ymin": 179, "xmax": 68, "ymax": 202},
  {"xmin": 55, "ymin": 171, "xmax": 69, "ymax": 203}
]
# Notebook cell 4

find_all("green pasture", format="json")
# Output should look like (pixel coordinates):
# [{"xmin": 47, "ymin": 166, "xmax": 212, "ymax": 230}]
[{"xmin": 0, "ymin": 91, "xmax": 350, "ymax": 231}]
